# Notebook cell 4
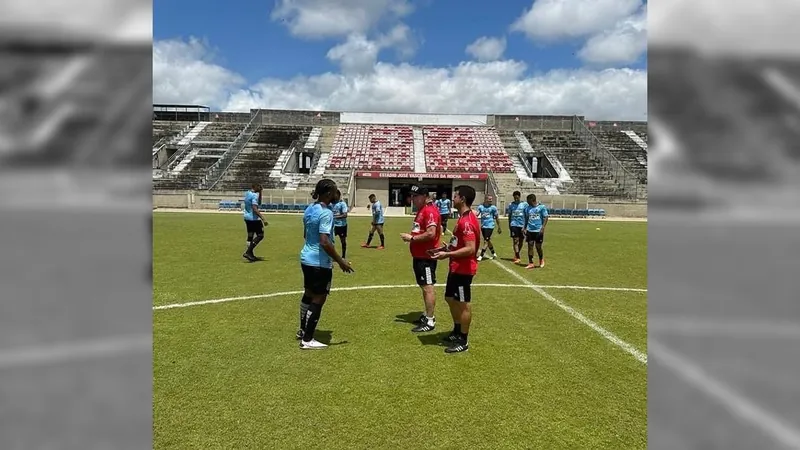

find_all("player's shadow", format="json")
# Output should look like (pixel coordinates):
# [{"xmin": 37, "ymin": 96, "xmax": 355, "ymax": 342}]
[
  {"xmin": 416, "ymin": 332, "xmax": 451, "ymax": 346},
  {"xmin": 499, "ymin": 257, "xmax": 517, "ymax": 262},
  {"xmin": 314, "ymin": 330, "xmax": 348, "ymax": 346},
  {"xmin": 394, "ymin": 312, "xmax": 423, "ymax": 324}
]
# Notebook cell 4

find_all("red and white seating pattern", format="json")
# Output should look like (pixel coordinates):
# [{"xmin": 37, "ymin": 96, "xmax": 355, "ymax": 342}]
[
  {"xmin": 423, "ymin": 126, "xmax": 513, "ymax": 172},
  {"xmin": 328, "ymin": 125, "xmax": 414, "ymax": 171}
]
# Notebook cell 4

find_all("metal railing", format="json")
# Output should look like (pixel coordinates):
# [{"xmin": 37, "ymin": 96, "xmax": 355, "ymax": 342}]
[
  {"xmin": 487, "ymin": 170, "xmax": 501, "ymax": 198},
  {"xmin": 204, "ymin": 110, "xmax": 264, "ymax": 190},
  {"xmin": 571, "ymin": 116, "xmax": 641, "ymax": 200}
]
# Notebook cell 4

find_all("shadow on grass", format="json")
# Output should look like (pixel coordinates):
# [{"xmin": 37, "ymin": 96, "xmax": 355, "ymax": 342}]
[
  {"xmin": 394, "ymin": 311, "xmax": 423, "ymax": 324},
  {"xmin": 416, "ymin": 331, "xmax": 451, "ymax": 346},
  {"xmin": 308, "ymin": 330, "xmax": 349, "ymax": 346}
]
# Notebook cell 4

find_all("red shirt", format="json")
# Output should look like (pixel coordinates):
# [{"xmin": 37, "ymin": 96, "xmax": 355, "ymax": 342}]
[
  {"xmin": 409, "ymin": 202, "xmax": 441, "ymax": 259},
  {"xmin": 448, "ymin": 210, "xmax": 480, "ymax": 275}
]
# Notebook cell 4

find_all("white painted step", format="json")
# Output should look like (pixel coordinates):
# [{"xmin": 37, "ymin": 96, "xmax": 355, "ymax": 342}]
[
  {"xmin": 623, "ymin": 130, "xmax": 648, "ymax": 151},
  {"xmin": 304, "ymin": 127, "xmax": 322, "ymax": 150},
  {"xmin": 412, "ymin": 127, "xmax": 427, "ymax": 173},
  {"xmin": 177, "ymin": 122, "xmax": 210, "ymax": 146},
  {"xmin": 313, "ymin": 153, "xmax": 330, "ymax": 176},
  {"xmin": 171, "ymin": 148, "xmax": 200, "ymax": 175}
]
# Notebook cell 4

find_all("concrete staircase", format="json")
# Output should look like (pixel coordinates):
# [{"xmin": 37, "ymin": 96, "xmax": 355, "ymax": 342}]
[
  {"xmin": 623, "ymin": 130, "xmax": 648, "ymax": 152},
  {"xmin": 177, "ymin": 122, "xmax": 209, "ymax": 146},
  {"xmin": 412, "ymin": 127, "xmax": 427, "ymax": 173}
]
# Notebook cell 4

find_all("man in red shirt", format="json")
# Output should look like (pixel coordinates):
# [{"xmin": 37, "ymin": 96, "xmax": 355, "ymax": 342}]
[
  {"xmin": 431, "ymin": 185, "xmax": 480, "ymax": 353},
  {"xmin": 400, "ymin": 185, "xmax": 442, "ymax": 333}
]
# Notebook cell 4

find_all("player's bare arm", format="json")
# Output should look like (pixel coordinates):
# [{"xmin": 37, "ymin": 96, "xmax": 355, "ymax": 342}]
[
  {"xmin": 253, "ymin": 204, "xmax": 268, "ymax": 225},
  {"xmin": 433, "ymin": 237, "xmax": 476, "ymax": 260},
  {"xmin": 320, "ymin": 233, "xmax": 353, "ymax": 272},
  {"xmin": 401, "ymin": 222, "xmax": 437, "ymax": 243}
]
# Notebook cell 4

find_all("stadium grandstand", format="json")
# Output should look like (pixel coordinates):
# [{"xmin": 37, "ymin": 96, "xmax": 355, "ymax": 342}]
[{"xmin": 152, "ymin": 107, "xmax": 648, "ymax": 218}]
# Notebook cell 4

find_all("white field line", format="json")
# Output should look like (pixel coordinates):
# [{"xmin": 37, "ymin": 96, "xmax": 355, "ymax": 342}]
[
  {"xmin": 650, "ymin": 316, "xmax": 800, "ymax": 339},
  {"xmin": 649, "ymin": 338, "xmax": 800, "ymax": 449},
  {"xmin": 491, "ymin": 260, "xmax": 800, "ymax": 447},
  {"xmin": 0, "ymin": 334, "xmax": 151, "ymax": 370},
  {"xmin": 490, "ymin": 260, "xmax": 648, "ymax": 365},
  {"xmin": 153, "ymin": 283, "xmax": 646, "ymax": 310}
]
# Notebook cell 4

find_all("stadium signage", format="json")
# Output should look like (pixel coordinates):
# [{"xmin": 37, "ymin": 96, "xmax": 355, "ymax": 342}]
[{"xmin": 356, "ymin": 172, "xmax": 488, "ymax": 180}]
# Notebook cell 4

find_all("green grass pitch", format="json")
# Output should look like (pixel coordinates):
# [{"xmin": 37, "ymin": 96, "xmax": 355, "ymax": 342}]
[{"xmin": 153, "ymin": 212, "xmax": 647, "ymax": 449}]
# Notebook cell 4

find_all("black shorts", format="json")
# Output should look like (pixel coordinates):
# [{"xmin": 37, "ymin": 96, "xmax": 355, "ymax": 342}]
[
  {"xmin": 301, "ymin": 264, "xmax": 333, "ymax": 295},
  {"xmin": 510, "ymin": 226, "xmax": 524, "ymax": 239},
  {"xmin": 440, "ymin": 214, "xmax": 449, "ymax": 225},
  {"xmin": 245, "ymin": 219, "xmax": 263, "ymax": 234},
  {"xmin": 412, "ymin": 258, "xmax": 437, "ymax": 286},
  {"xmin": 334, "ymin": 225, "xmax": 348, "ymax": 238},
  {"xmin": 526, "ymin": 231, "xmax": 544, "ymax": 244},
  {"xmin": 481, "ymin": 228, "xmax": 494, "ymax": 240},
  {"xmin": 444, "ymin": 272, "xmax": 474, "ymax": 302}
]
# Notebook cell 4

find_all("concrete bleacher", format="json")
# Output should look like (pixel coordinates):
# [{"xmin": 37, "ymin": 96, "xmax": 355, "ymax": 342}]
[
  {"xmin": 595, "ymin": 130, "xmax": 648, "ymax": 183},
  {"xmin": 213, "ymin": 125, "xmax": 312, "ymax": 191},
  {"xmin": 525, "ymin": 130, "xmax": 624, "ymax": 198},
  {"xmin": 153, "ymin": 122, "xmax": 245, "ymax": 190},
  {"xmin": 422, "ymin": 126, "xmax": 513, "ymax": 172},
  {"xmin": 328, "ymin": 124, "xmax": 414, "ymax": 171},
  {"xmin": 152, "ymin": 121, "xmax": 188, "ymax": 147}
]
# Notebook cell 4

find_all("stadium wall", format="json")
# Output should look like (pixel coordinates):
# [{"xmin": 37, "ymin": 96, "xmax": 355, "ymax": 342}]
[
  {"xmin": 491, "ymin": 115, "xmax": 577, "ymax": 130},
  {"xmin": 588, "ymin": 120, "xmax": 648, "ymax": 133},
  {"xmin": 152, "ymin": 190, "xmax": 646, "ymax": 217},
  {"xmin": 340, "ymin": 112, "xmax": 488, "ymax": 126}
]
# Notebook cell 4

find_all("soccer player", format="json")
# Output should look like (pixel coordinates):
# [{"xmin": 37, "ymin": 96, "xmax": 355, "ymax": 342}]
[
  {"xmin": 242, "ymin": 183, "xmax": 268, "ymax": 262},
  {"xmin": 332, "ymin": 189, "xmax": 349, "ymax": 259},
  {"xmin": 431, "ymin": 185, "xmax": 480, "ymax": 353},
  {"xmin": 435, "ymin": 191, "xmax": 452, "ymax": 235},
  {"xmin": 476, "ymin": 195, "xmax": 501, "ymax": 261},
  {"xmin": 297, "ymin": 179, "xmax": 354, "ymax": 349},
  {"xmin": 400, "ymin": 185, "xmax": 442, "ymax": 333},
  {"xmin": 506, "ymin": 191, "xmax": 527, "ymax": 263},
  {"xmin": 362, "ymin": 193, "xmax": 385, "ymax": 249},
  {"xmin": 523, "ymin": 193, "xmax": 549, "ymax": 269}
]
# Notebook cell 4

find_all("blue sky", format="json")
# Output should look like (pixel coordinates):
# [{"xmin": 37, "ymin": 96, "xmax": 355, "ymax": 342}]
[{"xmin": 153, "ymin": 0, "xmax": 647, "ymax": 120}]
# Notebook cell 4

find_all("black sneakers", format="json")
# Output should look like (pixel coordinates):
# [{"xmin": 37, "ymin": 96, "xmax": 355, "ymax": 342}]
[
  {"xmin": 445, "ymin": 340, "xmax": 469, "ymax": 353},
  {"xmin": 411, "ymin": 320, "xmax": 435, "ymax": 332}
]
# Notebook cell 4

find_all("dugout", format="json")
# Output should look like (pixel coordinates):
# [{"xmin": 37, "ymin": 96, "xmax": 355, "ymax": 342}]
[{"xmin": 352, "ymin": 171, "xmax": 490, "ymax": 212}]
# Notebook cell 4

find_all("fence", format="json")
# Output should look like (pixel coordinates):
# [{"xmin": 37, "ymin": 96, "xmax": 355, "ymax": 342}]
[
  {"xmin": 204, "ymin": 109, "xmax": 264, "ymax": 189},
  {"xmin": 571, "ymin": 116, "xmax": 642, "ymax": 200}
]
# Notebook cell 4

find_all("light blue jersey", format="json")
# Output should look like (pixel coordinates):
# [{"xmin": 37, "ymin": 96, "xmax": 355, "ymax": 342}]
[
  {"xmin": 332, "ymin": 201, "xmax": 348, "ymax": 227},
  {"xmin": 524, "ymin": 204, "xmax": 549, "ymax": 232},
  {"xmin": 371, "ymin": 201, "xmax": 385, "ymax": 225},
  {"xmin": 300, "ymin": 203, "xmax": 335, "ymax": 268},
  {"xmin": 243, "ymin": 190, "xmax": 259, "ymax": 221},
  {"xmin": 477, "ymin": 204, "xmax": 499, "ymax": 229},
  {"xmin": 436, "ymin": 198, "xmax": 451, "ymax": 216},
  {"xmin": 507, "ymin": 201, "xmax": 526, "ymax": 228}
]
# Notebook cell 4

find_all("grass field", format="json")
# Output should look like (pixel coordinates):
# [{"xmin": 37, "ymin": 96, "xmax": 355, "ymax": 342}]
[{"xmin": 153, "ymin": 212, "xmax": 647, "ymax": 449}]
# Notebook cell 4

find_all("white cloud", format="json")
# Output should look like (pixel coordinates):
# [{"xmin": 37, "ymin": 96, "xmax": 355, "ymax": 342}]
[
  {"xmin": 152, "ymin": 38, "xmax": 246, "ymax": 107},
  {"xmin": 153, "ymin": 38, "xmax": 647, "ymax": 120},
  {"xmin": 578, "ymin": 4, "xmax": 646, "ymax": 65},
  {"xmin": 465, "ymin": 36, "xmax": 507, "ymax": 62},
  {"xmin": 271, "ymin": 0, "xmax": 413, "ymax": 39},
  {"xmin": 326, "ymin": 24, "xmax": 417, "ymax": 74},
  {"xmin": 511, "ymin": 0, "xmax": 642, "ymax": 41}
]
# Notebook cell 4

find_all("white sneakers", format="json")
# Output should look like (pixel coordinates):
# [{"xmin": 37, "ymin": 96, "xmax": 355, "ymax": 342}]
[{"xmin": 299, "ymin": 339, "xmax": 328, "ymax": 350}]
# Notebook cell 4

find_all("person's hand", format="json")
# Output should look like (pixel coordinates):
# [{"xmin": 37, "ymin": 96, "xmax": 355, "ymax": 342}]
[
  {"xmin": 400, "ymin": 233, "xmax": 413, "ymax": 243},
  {"xmin": 497, "ymin": 228, "xmax": 502, "ymax": 235},
  {"xmin": 338, "ymin": 260, "xmax": 354, "ymax": 273},
  {"xmin": 431, "ymin": 251, "xmax": 450, "ymax": 260},
  {"xmin": 262, "ymin": 219, "xmax": 269, "ymax": 226}
]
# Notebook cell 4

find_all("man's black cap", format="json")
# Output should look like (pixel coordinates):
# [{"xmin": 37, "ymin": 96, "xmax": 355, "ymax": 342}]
[{"xmin": 409, "ymin": 185, "xmax": 429, "ymax": 196}]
